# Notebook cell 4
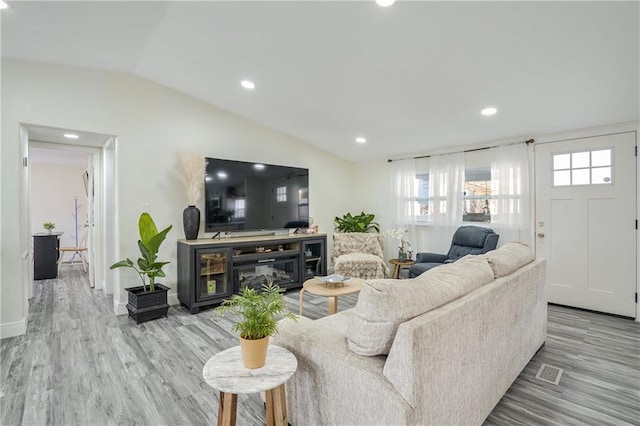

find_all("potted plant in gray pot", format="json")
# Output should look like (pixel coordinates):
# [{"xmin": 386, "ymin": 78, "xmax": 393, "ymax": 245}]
[{"xmin": 110, "ymin": 212, "xmax": 172, "ymax": 324}]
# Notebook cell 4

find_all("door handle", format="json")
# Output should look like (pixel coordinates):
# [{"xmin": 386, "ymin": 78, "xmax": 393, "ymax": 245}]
[
  {"xmin": 537, "ymin": 232, "xmax": 545, "ymax": 238},
  {"xmin": 258, "ymin": 258, "xmax": 276, "ymax": 263}
]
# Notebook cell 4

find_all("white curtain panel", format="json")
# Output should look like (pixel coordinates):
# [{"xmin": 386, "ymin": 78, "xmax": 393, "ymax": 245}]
[
  {"xmin": 428, "ymin": 152, "xmax": 465, "ymax": 252},
  {"xmin": 490, "ymin": 143, "xmax": 533, "ymax": 246},
  {"xmin": 389, "ymin": 158, "xmax": 421, "ymax": 260}
]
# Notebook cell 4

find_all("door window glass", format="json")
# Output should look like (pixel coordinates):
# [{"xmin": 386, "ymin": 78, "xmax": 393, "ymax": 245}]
[{"xmin": 552, "ymin": 148, "xmax": 612, "ymax": 186}]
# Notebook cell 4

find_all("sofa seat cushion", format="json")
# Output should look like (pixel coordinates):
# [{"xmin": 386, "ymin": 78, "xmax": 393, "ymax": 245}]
[
  {"xmin": 484, "ymin": 242, "xmax": 535, "ymax": 278},
  {"xmin": 334, "ymin": 253, "xmax": 387, "ymax": 280},
  {"xmin": 346, "ymin": 255, "xmax": 495, "ymax": 356},
  {"xmin": 316, "ymin": 308, "xmax": 355, "ymax": 335}
]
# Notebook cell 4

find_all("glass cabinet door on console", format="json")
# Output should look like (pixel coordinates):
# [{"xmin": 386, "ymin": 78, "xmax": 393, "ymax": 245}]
[
  {"xmin": 302, "ymin": 239, "xmax": 325, "ymax": 280},
  {"xmin": 196, "ymin": 249, "xmax": 232, "ymax": 302}
]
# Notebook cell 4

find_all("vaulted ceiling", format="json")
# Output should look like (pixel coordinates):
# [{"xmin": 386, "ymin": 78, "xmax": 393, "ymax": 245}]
[{"xmin": 2, "ymin": 1, "xmax": 638, "ymax": 162}]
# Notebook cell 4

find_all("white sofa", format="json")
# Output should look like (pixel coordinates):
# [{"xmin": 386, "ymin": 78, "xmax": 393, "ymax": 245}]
[{"xmin": 275, "ymin": 242, "xmax": 546, "ymax": 425}]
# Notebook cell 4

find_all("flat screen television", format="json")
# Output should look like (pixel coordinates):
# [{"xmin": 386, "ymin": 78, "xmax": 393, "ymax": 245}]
[{"xmin": 204, "ymin": 158, "xmax": 309, "ymax": 233}]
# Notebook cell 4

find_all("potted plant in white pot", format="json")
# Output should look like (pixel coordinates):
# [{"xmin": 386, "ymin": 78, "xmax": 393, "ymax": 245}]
[
  {"xmin": 215, "ymin": 282, "xmax": 297, "ymax": 368},
  {"xmin": 110, "ymin": 212, "xmax": 172, "ymax": 324},
  {"xmin": 43, "ymin": 221, "xmax": 56, "ymax": 234}
]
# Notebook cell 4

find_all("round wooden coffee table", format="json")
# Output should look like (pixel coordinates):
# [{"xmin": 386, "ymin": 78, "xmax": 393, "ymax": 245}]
[{"xmin": 299, "ymin": 277, "xmax": 364, "ymax": 316}]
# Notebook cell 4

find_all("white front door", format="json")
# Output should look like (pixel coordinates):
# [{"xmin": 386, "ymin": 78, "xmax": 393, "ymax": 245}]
[{"xmin": 535, "ymin": 132, "xmax": 637, "ymax": 317}]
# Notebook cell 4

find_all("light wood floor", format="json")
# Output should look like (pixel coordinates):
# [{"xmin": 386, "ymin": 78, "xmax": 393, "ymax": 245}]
[{"xmin": 1, "ymin": 266, "xmax": 639, "ymax": 425}]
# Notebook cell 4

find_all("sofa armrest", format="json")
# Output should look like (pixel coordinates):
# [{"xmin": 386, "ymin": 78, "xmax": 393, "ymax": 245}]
[
  {"xmin": 273, "ymin": 316, "xmax": 411, "ymax": 424},
  {"xmin": 415, "ymin": 252, "xmax": 448, "ymax": 263},
  {"xmin": 383, "ymin": 259, "xmax": 547, "ymax": 425}
]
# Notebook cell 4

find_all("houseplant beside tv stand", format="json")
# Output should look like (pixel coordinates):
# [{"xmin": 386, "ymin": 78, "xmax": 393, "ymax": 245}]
[{"xmin": 177, "ymin": 233, "xmax": 326, "ymax": 314}]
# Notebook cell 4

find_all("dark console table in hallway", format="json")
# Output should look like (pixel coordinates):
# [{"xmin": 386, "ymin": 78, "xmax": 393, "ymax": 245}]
[{"xmin": 33, "ymin": 232, "xmax": 63, "ymax": 280}]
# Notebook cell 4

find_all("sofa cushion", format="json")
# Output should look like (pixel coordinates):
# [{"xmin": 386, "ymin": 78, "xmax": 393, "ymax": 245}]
[
  {"xmin": 346, "ymin": 255, "xmax": 494, "ymax": 356},
  {"xmin": 484, "ymin": 242, "xmax": 535, "ymax": 278}
]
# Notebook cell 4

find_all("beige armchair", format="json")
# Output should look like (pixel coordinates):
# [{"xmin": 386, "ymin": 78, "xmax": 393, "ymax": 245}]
[{"xmin": 333, "ymin": 233, "xmax": 388, "ymax": 279}]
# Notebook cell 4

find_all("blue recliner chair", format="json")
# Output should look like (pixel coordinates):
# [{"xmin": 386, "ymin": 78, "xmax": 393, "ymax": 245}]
[{"xmin": 408, "ymin": 226, "xmax": 499, "ymax": 278}]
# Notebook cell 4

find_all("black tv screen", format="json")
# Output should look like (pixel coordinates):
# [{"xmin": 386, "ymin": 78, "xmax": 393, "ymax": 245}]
[{"xmin": 204, "ymin": 158, "xmax": 309, "ymax": 233}]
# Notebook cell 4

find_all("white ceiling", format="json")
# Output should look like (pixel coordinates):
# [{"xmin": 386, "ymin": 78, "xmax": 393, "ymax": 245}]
[
  {"xmin": 3, "ymin": 1, "xmax": 638, "ymax": 163},
  {"xmin": 27, "ymin": 124, "xmax": 112, "ymax": 147},
  {"xmin": 27, "ymin": 124, "xmax": 111, "ymax": 166},
  {"xmin": 30, "ymin": 146, "xmax": 90, "ymax": 167}
]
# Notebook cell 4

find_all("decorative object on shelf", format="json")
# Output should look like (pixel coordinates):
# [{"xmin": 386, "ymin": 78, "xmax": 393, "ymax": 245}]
[
  {"xmin": 110, "ymin": 212, "xmax": 173, "ymax": 324},
  {"xmin": 43, "ymin": 221, "xmax": 55, "ymax": 234},
  {"xmin": 382, "ymin": 228, "xmax": 412, "ymax": 261},
  {"xmin": 215, "ymin": 282, "xmax": 297, "ymax": 369},
  {"xmin": 334, "ymin": 212, "xmax": 380, "ymax": 233},
  {"xmin": 183, "ymin": 205, "xmax": 200, "ymax": 240},
  {"xmin": 207, "ymin": 279, "xmax": 216, "ymax": 294},
  {"xmin": 179, "ymin": 153, "xmax": 207, "ymax": 240}
]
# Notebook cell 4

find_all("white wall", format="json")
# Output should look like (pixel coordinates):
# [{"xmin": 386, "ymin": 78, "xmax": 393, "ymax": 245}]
[
  {"xmin": 31, "ymin": 163, "xmax": 88, "ymax": 248},
  {"xmin": 1, "ymin": 58, "xmax": 354, "ymax": 334}
]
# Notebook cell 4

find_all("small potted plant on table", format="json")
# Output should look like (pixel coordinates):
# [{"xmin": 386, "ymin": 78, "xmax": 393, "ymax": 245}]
[
  {"xmin": 216, "ymin": 282, "xmax": 297, "ymax": 369},
  {"xmin": 43, "ymin": 221, "xmax": 56, "ymax": 234},
  {"xmin": 110, "ymin": 212, "xmax": 172, "ymax": 324}
]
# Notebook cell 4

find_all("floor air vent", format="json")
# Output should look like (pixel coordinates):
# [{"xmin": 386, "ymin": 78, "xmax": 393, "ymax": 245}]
[{"xmin": 535, "ymin": 363, "xmax": 563, "ymax": 385}]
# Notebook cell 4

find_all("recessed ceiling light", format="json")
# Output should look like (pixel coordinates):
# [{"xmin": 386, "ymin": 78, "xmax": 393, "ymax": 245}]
[
  {"xmin": 63, "ymin": 133, "xmax": 79, "ymax": 139},
  {"xmin": 355, "ymin": 137, "xmax": 367, "ymax": 144},
  {"xmin": 0, "ymin": 2, "xmax": 9, "ymax": 10},
  {"xmin": 481, "ymin": 107, "xmax": 497, "ymax": 116},
  {"xmin": 253, "ymin": 163, "xmax": 265, "ymax": 170},
  {"xmin": 376, "ymin": 0, "xmax": 396, "ymax": 7},
  {"xmin": 241, "ymin": 80, "xmax": 255, "ymax": 90}
]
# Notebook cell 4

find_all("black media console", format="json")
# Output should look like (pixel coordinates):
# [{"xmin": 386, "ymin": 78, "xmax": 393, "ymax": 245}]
[{"xmin": 177, "ymin": 233, "xmax": 327, "ymax": 314}]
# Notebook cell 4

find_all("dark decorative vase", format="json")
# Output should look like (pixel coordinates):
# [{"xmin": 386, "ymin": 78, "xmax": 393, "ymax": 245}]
[{"xmin": 183, "ymin": 205, "xmax": 200, "ymax": 240}]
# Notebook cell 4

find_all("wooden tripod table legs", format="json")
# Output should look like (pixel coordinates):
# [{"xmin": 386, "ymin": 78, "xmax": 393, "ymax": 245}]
[
  {"xmin": 265, "ymin": 384, "xmax": 287, "ymax": 426},
  {"xmin": 217, "ymin": 392, "xmax": 237, "ymax": 426},
  {"xmin": 216, "ymin": 385, "xmax": 288, "ymax": 426}
]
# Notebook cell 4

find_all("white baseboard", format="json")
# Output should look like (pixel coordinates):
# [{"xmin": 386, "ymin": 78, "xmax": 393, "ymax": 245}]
[
  {"xmin": 1, "ymin": 318, "xmax": 27, "ymax": 339},
  {"xmin": 168, "ymin": 292, "xmax": 179, "ymax": 306},
  {"xmin": 113, "ymin": 292, "xmax": 180, "ymax": 316},
  {"xmin": 113, "ymin": 298, "xmax": 128, "ymax": 316}
]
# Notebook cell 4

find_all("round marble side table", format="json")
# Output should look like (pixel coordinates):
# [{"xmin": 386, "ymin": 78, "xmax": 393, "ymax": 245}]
[{"xmin": 203, "ymin": 345, "xmax": 298, "ymax": 426}]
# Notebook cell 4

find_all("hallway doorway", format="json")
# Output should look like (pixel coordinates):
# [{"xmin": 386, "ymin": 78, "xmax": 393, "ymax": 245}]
[{"xmin": 25, "ymin": 124, "xmax": 116, "ymax": 297}]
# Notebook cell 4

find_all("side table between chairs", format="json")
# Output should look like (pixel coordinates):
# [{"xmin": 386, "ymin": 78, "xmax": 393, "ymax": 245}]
[
  {"xmin": 203, "ymin": 345, "xmax": 297, "ymax": 426},
  {"xmin": 389, "ymin": 258, "xmax": 414, "ymax": 279}
]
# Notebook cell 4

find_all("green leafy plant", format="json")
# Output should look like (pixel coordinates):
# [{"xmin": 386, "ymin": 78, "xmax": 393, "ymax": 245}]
[
  {"xmin": 110, "ymin": 212, "xmax": 172, "ymax": 293},
  {"xmin": 215, "ymin": 282, "xmax": 297, "ymax": 340},
  {"xmin": 43, "ymin": 222, "xmax": 56, "ymax": 230},
  {"xmin": 334, "ymin": 212, "xmax": 380, "ymax": 233}
]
